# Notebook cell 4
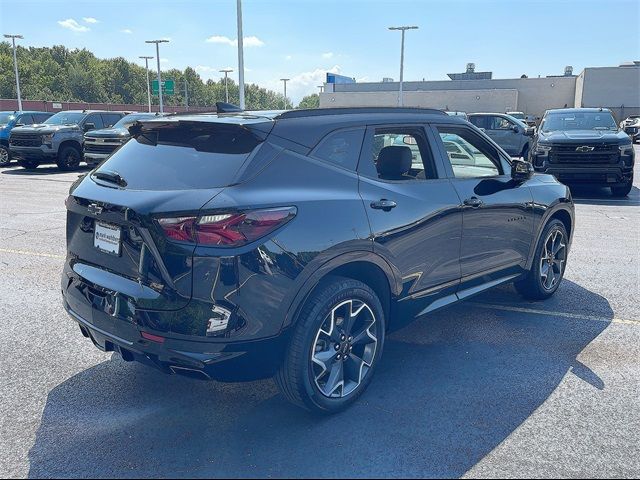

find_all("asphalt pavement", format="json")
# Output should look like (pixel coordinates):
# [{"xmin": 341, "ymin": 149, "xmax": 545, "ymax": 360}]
[{"xmin": 0, "ymin": 149, "xmax": 639, "ymax": 478}]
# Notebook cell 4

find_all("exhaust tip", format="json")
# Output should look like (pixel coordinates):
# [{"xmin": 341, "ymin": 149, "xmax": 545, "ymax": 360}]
[{"xmin": 169, "ymin": 365, "xmax": 211, "ymax": 381}]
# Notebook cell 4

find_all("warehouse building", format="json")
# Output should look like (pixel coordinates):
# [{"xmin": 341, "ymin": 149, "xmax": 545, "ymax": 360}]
[{"xmin": 320, "ymin": 63, "xmax": 640, "ymax": 121}]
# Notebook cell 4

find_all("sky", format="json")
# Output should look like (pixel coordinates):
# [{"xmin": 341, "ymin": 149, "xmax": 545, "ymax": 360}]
[{"xmin": 1, "ymin": 0, "xmax": 639, "ymax": 104}]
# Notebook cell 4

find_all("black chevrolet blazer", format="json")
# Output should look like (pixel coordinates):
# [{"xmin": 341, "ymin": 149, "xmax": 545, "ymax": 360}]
[{"xmin": 62, "ymin": 107, "xmax": 575, "ymax": 413}]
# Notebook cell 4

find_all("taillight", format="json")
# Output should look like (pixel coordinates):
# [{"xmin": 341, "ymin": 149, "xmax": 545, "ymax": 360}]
[{"xmin": 157, "ymin": 207, "xmax": 296, "ymax": 247}]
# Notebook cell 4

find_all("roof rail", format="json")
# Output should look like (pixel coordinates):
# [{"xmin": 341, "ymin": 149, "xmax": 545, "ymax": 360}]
[{"xmin": 276, "ymin": 106, "xmax": 446, "ymax": 119}]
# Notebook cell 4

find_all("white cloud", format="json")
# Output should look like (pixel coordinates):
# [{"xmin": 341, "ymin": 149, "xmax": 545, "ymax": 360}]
[
  {"xmin": 83, "ymin": 17, "xmax": 99, "ymax": 24},
  {"xmin": 322, "ymin": 52, "xmax": 334, "ymax": 59},
  {"xmin": 205, "ymin": 35, "xmax": 264, "ymax": 47},
  {"xmin": 285, "ymin": 55, "xmax": 292, "ymax": 61},
  {"xmin": 58, "ymin": 19, "xmax": 90, "ymax": 33},
  {"xmin": 121, "ymin": 29, "xmax": 133, "ymax": 34},
  {"xmin": 160, "ymin": 58, "xmax": 169, "ymax": 63},
  {"xmin": 273, "ymin": 65, "xmax": 341, "ymax": 105}
]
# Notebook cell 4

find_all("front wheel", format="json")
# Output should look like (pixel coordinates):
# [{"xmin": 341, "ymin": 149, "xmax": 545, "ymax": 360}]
[
  {"xmin": 0, "ymin": 144, "xmax": 11, "ymax": 167},
  {"xmin": 56, "ymin": 145, "xmax": 82, "ymax": 171},
  {"xmin": 515, "ymin": 219, "xmax": 568, "ymax": 300},
  {"xmin": 275, "ymin": 276, "xmax": 386, "ymax": 414},
  {"xmin": 611, "ymin": 178, "xmax": 633, "ymax": 197}
]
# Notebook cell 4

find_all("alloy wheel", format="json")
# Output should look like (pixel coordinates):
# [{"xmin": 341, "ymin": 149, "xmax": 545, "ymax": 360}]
[
  {"xmin": 0, "ymin": 147, "xmax": 9, "ymax": 166},
  {"xmin": 539, "ymin": 229, "xmax": 566, "ymax": 290},
  {"xmin": 311, "ymin": 299, "xmax": 378, "ymax": 398}
]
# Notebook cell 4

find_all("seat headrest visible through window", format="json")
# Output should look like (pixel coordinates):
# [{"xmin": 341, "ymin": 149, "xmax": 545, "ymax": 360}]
[{"xmin": 377, "ymin": 146, "xmax": 413, "ymax": 180}]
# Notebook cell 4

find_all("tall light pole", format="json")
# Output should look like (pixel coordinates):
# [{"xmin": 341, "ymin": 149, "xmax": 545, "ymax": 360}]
[
  {"xmin": 145, "ymin": 39, "xmax": 169, "ymax": 113},
  {"xmin": 139, "ymin": 56, "xmax": 153, "ymax": 112},
  {"xmin": 220, "ymin": 68, "xmax": 233, "ymax": 103},
  {"xmin": 388, "ymin": 26, "xmax": 418, "ymax": 107},
  {"xmin": 4, "ymin": 34, "xmax": 24, "ymax": 111},
  {"xmin": 280, "ymin": 78, "xmax": 290, "ymax": 109},
  {"xmin": 236, "ymin": 0, "xmax": 245, "ymax": 110}
]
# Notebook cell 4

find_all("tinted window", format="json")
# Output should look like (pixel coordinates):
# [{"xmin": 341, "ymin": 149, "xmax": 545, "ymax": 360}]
[
  {"xmin": 34, "ymin": 113, "xmax": 52, "ymax": 123},
  {"xmin": 17, "ymin": 114, "xmax": 34, "ymax": 125},
  {"xmin": 469, "ymin": 116, "xmax": 488, "ymax": 129},
  {"xmin": 312, "ymin": 128, "xmax": 364, "ymax": 170},
  {"xmin": 488, "ymin": 116, "xmax": 513, "ymax": 130},
  {"xmin": 541, "ymin": 111, "xmax": 617, "ymax": 132},
  {"xmin": 94, "ymin": 124, "xmax": 263, "ymax": 190},
  {"xmin": 102, "ymin": 113, "xmax": 123, "ymax": 128},
  {"xmin": 84, "ymin": 114, "xmax": 104, "ymax": 130},
  {"xmin": 437, "ymin": 127, "xmax": 502, "ymax": 179}
]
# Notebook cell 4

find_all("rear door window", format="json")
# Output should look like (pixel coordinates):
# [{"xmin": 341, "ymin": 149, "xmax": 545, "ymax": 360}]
[
  {"xmin": 469, "ymin": 116, "xmax": 488, "ymax": 129},
  {"xmin": 93, "ymin": 123, "xmax": 264, "ymax": 190},
  {"xmin": 84, "ymin": 114, "xmax": 104, "ymax": 130}
]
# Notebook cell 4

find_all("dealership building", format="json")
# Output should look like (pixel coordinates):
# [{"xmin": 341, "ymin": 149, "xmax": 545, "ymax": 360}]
[{"xmin": 320, "ymin": 63, "xmax": 640, "ymax": 121}]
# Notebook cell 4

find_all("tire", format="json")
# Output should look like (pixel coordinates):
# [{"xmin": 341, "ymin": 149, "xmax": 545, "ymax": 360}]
[
  {"xmin": 611, "ymin": 178, "xmax": 633, "ymax": 197},
  {"xmin": 514, "ymin": 219, "xmax": 568, "ymax": 300},
  {"xmin": 18, "ymin": 159, "xmax": 39, "ymax": 170},
  {"xmin": 0, "ymin": 144, "xmax": 10, "ymax": 167},
  {"xmin": 275, "ymin": 276, "xmax": 386, "ymax": 414},
  {"xmin": 56, "ymin": 145, "xmax": 82, "ymax": 171}
]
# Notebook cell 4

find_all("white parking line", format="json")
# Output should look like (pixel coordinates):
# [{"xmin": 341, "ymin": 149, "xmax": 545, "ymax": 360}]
[
  {"xmin": 469, "ymin": 302, "xmax": 638, "ymax": 326},
  {"xmin": 0, "ymin": 248, "xmax": 65, "ymax": 259}
]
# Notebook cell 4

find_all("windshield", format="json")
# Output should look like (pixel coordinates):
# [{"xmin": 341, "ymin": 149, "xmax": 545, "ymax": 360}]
[
  {"xmin": 113, "ymin": 113, "xmax": 160, "ymax": 129},
  {"xmin": 542, "ymin": 111, "xmax": 618, "ymax": 132},
  {"xmin": 44, "ymin": 112, "xmax": 86, "ymax": 126},
  {"xmin": 0, "ymin": 113, "xmax": 16, "ymax": 126}
]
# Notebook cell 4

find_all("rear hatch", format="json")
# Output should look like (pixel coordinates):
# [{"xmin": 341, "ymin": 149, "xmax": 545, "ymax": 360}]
[{"xmin": 66, "ymin": 116, "xmax": 273, "ymax": 311}]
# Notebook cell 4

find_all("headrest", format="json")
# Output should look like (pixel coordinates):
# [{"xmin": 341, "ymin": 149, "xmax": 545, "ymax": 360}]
[{"xmin": 377, "ymin": 146, "xmax": 412, "ymax": 178}]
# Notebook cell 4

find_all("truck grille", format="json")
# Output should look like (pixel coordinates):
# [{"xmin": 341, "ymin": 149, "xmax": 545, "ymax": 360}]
[
  {"xmin": 84, "ymin": 138, "xmax": 124, "ymax": 155},
  {"xmin": 10, "ymin": 133, "xmax": 42, "ymax": 147},
  {"xmin": 549, "ymin": 144, "xmax": 619, "ymax": 165}
]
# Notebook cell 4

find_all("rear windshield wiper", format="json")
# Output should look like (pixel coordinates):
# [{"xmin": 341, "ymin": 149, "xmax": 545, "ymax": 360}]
[{"xmin": 92, "ymin": 170, "xmax": 128, "ymax": 187}]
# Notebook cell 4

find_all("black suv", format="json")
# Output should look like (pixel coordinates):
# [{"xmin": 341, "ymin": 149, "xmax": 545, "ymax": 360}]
[
  {"xmin": 62, "ymin": 108, "xmax": 574, "ymax": 413},
  {"xmin": 530, "ymin": 108, "xmax": 635, "ymax": 196}
]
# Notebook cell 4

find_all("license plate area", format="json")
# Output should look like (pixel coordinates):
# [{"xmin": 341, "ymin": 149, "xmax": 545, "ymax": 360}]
[{"xmin": 94, "ymin": 221, "xmax": 122, "ymax": 256}]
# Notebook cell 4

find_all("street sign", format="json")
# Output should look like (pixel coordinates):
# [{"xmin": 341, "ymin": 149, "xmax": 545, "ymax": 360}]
[{"xmin": 152, "ymin": 79, "xmax": 175, "ymax": 95}]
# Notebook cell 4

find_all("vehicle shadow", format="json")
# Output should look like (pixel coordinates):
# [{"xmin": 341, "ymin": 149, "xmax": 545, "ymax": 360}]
[
  {"xmin": 569, "ymin": 185, "xmax": 640, "ymax": 207},
  {"xmin": 28, "ymin": 280, "xmax": 612, "ymax": 478},
  {"xmin": 0, "ymin": 165, "xmax": 91, "ymax": 176}
]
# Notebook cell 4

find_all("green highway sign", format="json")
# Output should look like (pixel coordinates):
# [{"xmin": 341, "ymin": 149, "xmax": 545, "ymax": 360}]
[{"xmin": 152, "ymin": 79, "xmax": 175, "ymax": 95}]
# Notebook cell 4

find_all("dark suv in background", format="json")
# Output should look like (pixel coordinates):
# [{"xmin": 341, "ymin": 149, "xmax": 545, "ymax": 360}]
[
  {"xmin": 84, "ymin": 112, "xmax": 164, "ymax": 166},
  {"xmin": 530, "ymin": 108, "xmax": 635, "ymax": 196},
  {"xmin": 10, "ymin": 110, "xmax": 126, "ymax": 170},
  {"xmin": 62, "ymin": 107, "xmax": 574, "ymax": 413}
]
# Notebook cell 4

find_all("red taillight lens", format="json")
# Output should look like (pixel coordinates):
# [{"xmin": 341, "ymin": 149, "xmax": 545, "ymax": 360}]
[{"xmin": 157, "ymin": 207, "xmax": 296, "ymax": 247}]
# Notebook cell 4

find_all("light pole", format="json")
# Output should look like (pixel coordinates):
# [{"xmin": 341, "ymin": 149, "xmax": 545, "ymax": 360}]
[
  {"xmin": 220, "ymin": 68, "xmax": 233, "ymax": 103},
  {"xmin": 139, "ymin": 56, "xmax": 153, "ymax": 112},
  {"xmin": 236, "ymin": 0, "xmax": 245, "ymax": 110},
  {"xmin": 145, "ymin": 39, "xmax": 169, "ymax": 113},
  {"xmin": 280, "ymin": 78, "xmax": 290, "ymax": 109},
  {"xmin": 317, "ymin": 85, "xmax": 324, "ymax": 93},
  {"xmin": 388, "ymin": 26, "xmax": 418, "ymax": 107},
  {"xmin": 4, "ymin": 34, "xmax": 24, "ymax": 111}
]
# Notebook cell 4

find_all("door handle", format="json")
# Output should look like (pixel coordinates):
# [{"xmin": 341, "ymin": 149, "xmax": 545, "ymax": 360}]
[
  {"xmin": 370, "ymin": 199, "xmax": 397, "ymax": 211},
  {"xmin": 463, "ymin": 197, "xmax": 483, "ymax": 208}
]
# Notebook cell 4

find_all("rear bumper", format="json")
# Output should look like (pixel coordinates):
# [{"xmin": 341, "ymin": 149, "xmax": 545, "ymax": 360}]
[{"xmin": 64, "ymin": 300, "xmax": 288, "ymax": 382}]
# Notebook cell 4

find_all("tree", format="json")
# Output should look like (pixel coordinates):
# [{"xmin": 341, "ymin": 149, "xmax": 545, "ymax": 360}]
[{"xmin": 297, "ymin": 93, "xmax": 319, "ymax": 109}]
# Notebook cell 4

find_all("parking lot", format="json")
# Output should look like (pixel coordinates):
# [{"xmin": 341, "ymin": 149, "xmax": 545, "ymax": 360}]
[{"xmin": 0, "ymin": 148, "xmax": 639, "ymax": 478}]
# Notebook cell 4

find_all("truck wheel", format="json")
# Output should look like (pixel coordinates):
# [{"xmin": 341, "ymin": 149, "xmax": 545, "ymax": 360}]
[
  {"xmin": 611, "ymin": 181, "xmax": 633, "ymax": 197},
  {"xmin": 0, "ymin": 144, "xmax": 10, "ymax": 167},
  {"xmin": 57, "ymin": 145, "xmax": 82, "ymax": 171},
  {"xmin": 275, "ymin": 276, "xmax": 386, "ymax": 414},
  {"xmin": 18, "ymin": 159, "xmax": 39, "ymax": 170},
  {"xmin": 514, "ymin": 219, "xmax": 568, "ymax": 300}
]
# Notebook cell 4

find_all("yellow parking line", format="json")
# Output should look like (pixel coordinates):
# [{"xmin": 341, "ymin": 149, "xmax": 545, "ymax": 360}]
[
  {"xmin": 0, "ymin": 248, "xmax": 65, "ymax": 259},
  {"xmin": 469, "ymin": 302, "xmax": 638, "ymax": 326}
]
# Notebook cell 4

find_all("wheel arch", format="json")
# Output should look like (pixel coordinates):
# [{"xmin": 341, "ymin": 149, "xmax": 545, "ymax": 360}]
[
  {"xmin": 282, "ymin": 252, "xmax": 402, "ymax": 332},
  {"xmin": 58, "ymin": 139, "xmax": 82, "ymax": 155},
  {"xmin": 525, "ymin": 204, "xmax": 574, "ymax": 271}
]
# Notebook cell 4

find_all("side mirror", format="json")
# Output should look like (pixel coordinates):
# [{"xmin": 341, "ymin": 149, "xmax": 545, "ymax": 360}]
[
  {"xmin": 511, "ymin": 158, "xmax": 534, "ymax": 182},
  {"xmin": 511, "ymin": 124, "xmax": 520, "ymax": 133},
  {"xmin": 83, "ymin": 123, "xmax": 96, "ymax": 132},
  {"xmin": 524, "ymin": 127, "xmax": 535, "ymax": 136}
]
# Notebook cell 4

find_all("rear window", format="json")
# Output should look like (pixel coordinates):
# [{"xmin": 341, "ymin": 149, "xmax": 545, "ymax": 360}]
[{"xmin": 93, "ymin": 123, "xmax": 263, "ymax": 190}]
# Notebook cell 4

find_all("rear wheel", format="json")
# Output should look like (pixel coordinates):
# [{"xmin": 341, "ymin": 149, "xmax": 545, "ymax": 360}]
[
  {"xmin": 0, "ymin": 144, "xmax": 10, "ymax": 166},
  {"xmin": 18, "ymin": 159, "xmax": 39, "ymax": 170},
  {"xmin": 275, "ymin": 276, "xmax": 385, "ymax": 414},
  {"xmin": 56, "ymin": 145, "xmax": 82, "ymax": 171},
  {"xmin": 515, "ymin": 219, "xmax": 568, "ymax": 300}
]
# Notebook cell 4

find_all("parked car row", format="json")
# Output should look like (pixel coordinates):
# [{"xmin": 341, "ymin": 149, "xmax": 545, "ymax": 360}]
[{"xmin": 1, "ymin": 110, "xmax": 163, "ymax": 171}]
